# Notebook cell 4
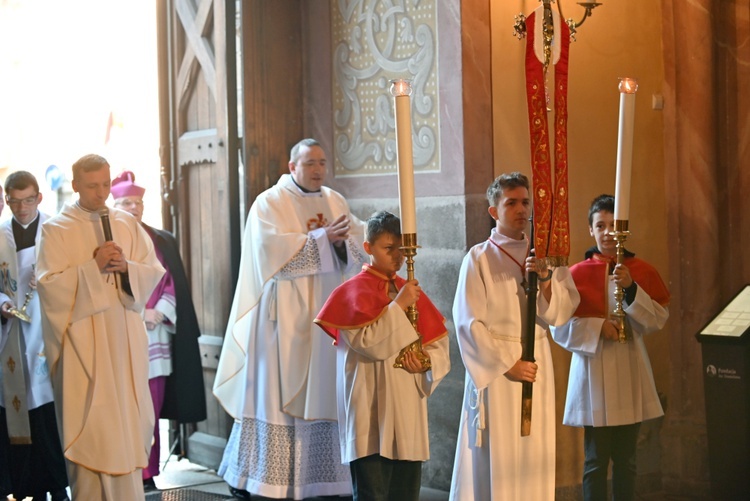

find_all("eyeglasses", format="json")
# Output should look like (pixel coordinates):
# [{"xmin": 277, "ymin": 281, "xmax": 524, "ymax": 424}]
[
  {"xmin": 5, "ymin": 195, "xmax": 39, "ymax": 206},
  {"xmin": 115, "ymin": 199, "xmax": 144, "ymax": 208}
]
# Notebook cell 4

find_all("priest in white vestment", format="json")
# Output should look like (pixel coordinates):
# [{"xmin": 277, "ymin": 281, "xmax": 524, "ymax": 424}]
[
  {"xmin": 37, "ymin": 154, "xmax": 165, "ymax": 501},
  {"xmin": 449, "ymin": 173, "xmax": 580, "ymax": 501},
  {"xmin": 213, "ymin": 139, "xmax": 367, "ymax": 500}
]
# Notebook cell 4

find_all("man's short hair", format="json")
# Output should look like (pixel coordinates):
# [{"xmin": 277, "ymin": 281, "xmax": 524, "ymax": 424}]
[
  {"xmin": 290, "ymin": 138, "xmax": 321, "ymax": 164},
  {"xmin": 72, "ymin": 154, "xmax": 109, "ymax": 180},
  {"xmin": 366, "ymin": 210, "xmax": 401, "ymax": 244},
  {"xmin": 4, "ymin": 170, "xmax": 39, "ymax": 194},
  {"xmin": 486, "ymin": 172, "xmax": 530, "ymax": 206},
  {"xmin": 588, "ymin": 194, "xmax": 615, "ymax": 226}
]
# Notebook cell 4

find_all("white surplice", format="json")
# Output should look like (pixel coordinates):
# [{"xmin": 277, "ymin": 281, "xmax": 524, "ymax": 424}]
[
  {"xmin": 550, "ymin": 280, "xmax": 668, "ymax": 427},
  {"xmin": 36, "ymin": 203, "xmax": 164, "ymax": 500},
  {"xmin": 337, "ymin": 302, "xmax": 450, "ymax": 463},
  {"xmin": 449, "ymin": 229, "xmax": 580, "ymax": 501},
  {"xmin": 214, "ymin": 174, "xmax": 367, "ymax": 499}
]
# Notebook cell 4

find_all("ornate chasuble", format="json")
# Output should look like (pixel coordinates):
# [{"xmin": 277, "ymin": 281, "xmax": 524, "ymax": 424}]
[{"xmin": 213, "ymin": 174, "xmax": 367, "ymax": 422}]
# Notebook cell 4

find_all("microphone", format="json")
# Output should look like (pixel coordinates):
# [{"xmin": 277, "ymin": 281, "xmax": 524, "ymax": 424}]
[
  {"xmin": 97, "ymin": 207, "xmax": 113, "ymax": 242},
  {"xmin": 97, "ymin": 207, "xmax": 132, "ymax": 294}
]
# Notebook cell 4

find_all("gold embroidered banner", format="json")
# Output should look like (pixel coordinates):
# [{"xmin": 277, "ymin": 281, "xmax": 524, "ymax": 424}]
[{"xmin": 524, "ymin": 9, "xmax": 570, "ymax": 266}]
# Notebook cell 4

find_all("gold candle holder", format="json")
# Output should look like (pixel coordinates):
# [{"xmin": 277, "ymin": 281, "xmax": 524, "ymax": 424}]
[
  {"xmin": 393, "ymin": 233, "xmax": 431, "ymax": 370},
  {"xmin": 610, "ymin": 219, "xmax": 630, "ymax": 343}
]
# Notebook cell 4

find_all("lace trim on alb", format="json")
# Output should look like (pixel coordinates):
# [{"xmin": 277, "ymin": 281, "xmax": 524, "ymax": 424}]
[
  {"xmin": 278, "ymin": 236, "xmax": 322, "ymax": 279},
  {"xmin": 227, "ymin": 418, "xmax": 349, "ymax": 487}
]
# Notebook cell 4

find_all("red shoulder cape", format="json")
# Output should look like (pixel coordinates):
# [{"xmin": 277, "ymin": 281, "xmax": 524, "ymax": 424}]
[
  {"xmin": 571, "ymin": 255, "xmax": 670, "ymax": 318},
  {"xmin": 314, "ymin": 264, "xmax": 447, "ymax": 345}
]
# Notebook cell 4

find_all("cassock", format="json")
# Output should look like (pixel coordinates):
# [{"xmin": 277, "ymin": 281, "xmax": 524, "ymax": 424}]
[
  {"xmin": 140, "ymin": 224, "xmax": 206, "ymax": 480},
  {"xmin": 550, "ymin": 249, "xmax": 670, "ymax": 427},
  {"xmin": 449, "ymin": 228, "xmax": 580, "ymax": 501},
  {"xmin": 141, "ymin": 225, "xmax": 206, "ymax": 424},
  {"xmin": 0, "ymin": 213, "xmax": 67, "ymax": 498},
  {"xmin": 36, "ymin": 203, "xmax": 164, "ymax": 500},
  {"xmin": 213, "ymin": 174, "xmax": 367, "ymax": 499},
  {"xmin": 144, "ymin": 238, "xmax": 175, "ymax": 381},
  {"xmin": 315, "ymin": 264, "xmax": 450, "ymax": 464}
]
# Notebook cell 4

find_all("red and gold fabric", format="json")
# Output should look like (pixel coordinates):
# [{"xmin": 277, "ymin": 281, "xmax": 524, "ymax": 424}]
[{"xmin": 524, "ymin": 6, "xmax": 571, "ymax": 265}]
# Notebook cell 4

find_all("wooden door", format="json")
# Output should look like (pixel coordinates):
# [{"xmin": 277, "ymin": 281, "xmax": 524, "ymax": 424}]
[{"xmin": 156, "ymin": 0, "xmax": 240, "ymax": 469}]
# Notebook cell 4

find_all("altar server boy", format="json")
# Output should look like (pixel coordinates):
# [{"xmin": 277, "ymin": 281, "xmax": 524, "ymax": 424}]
[
  {"xmin": 315, "ymin": 210, "xmax": 450, "ymax": 501},
  {"xmin": 550, "ymin": 194, "xmax": 670, "ymax": 501}
]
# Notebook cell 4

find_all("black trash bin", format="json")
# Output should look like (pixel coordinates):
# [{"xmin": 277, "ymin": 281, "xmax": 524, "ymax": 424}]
[{"xmin": 696, "ymin": 285, "xmax": 750, "ymax": 500}]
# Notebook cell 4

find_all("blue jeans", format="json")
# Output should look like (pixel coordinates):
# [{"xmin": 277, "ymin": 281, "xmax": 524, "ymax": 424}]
[{"xmin": 583, "ymin": 423, "xmax": 641, "ymax": 501}]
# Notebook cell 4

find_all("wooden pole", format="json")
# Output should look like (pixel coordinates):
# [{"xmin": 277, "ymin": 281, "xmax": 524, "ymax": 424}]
[{"xmin": 521, "ymin": 223, "xmax": 538, "ymax": 437}]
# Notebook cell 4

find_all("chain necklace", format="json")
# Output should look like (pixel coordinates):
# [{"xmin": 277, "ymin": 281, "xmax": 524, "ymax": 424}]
[{"xmin": 488, "ymin": 237, "xmax": 530, "ymax": 291}]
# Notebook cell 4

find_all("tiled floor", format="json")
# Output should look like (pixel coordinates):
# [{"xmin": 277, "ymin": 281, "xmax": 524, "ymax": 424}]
[
  {"xmin": 151, "ymin": 420, "xmax": 449, "ymax": 501},
  {"xmin": 153, "ymin": 456, "xmax": 450, "ymax": 500},
  {"xmin": 4, "ymin": 418, "xmax": 449, "ymax": 501}
]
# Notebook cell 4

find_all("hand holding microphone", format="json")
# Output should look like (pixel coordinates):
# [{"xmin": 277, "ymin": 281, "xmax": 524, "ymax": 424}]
[{"xmin": 95, "ymin": 208, "xmax": 126, "ymax": 273}]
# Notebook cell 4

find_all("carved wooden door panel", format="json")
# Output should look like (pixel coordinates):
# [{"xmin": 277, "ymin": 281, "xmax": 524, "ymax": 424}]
[{"xmin": 156, "ymin": 0, "xmax": 240, "ymax": 468}]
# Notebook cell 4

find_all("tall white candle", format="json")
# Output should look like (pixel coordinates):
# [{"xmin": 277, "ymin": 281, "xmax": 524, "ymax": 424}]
[
  {"xmin": 614, "ymin": 77, "xmax": 638, "ymax": 221},
  {"xmin": 390, "ymin": 79, "xmax": 417, "ymax": 234}
]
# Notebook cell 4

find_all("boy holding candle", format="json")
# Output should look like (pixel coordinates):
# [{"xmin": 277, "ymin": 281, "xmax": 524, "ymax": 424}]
[
  {"xmin": 315, "ymin": 210, "xmax": 450, "ymax": 501},
  {"xmin": 550, "ymin": 194, "xmax": 670, "ymax": 501}
]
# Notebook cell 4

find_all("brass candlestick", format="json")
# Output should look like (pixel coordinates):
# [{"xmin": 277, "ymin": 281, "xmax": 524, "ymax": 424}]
[
  {"xmin": 610, "ymin": 220, "xmax": 630, "ymax": 343},
  {"xmin": 393, "ymin": 233, "xmax": 431, "ymax": 370}
]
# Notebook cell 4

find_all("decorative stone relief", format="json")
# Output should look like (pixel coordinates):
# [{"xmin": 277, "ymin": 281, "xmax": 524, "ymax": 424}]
[{"xmin": 332, "ymin": 0, "xmax": 440, "ymax": 177}]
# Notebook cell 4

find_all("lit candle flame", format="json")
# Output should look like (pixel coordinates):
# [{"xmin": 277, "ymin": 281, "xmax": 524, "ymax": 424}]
[
  {"xmin": 618, "ymin": 77, "xmax": 638, "ymax": 94},
  {"xmin": 389, "ymin": 79, "xmax": 413, "ymax": 97}
]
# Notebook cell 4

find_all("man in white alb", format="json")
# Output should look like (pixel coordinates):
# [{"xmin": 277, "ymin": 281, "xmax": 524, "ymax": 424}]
[
  {"xmin": 214, "ymin": 138, "xmax": 367, "ymax": 500},
  {"xmin": 37, "ymin": 154, "xmax": 164, "ymax": 500},
  {"xmin": 449, "ymin": 172, "xmax": 580, "ymax": 500}
]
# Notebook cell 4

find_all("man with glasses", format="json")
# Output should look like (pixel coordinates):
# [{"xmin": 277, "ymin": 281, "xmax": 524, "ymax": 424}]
[
  {"xmin": 0, "ymin": 171, "xmax": 69, "ymax": 501},
  {"xmin": 214, "ymin": 138, "xmax": 367, "ymax": 499}
]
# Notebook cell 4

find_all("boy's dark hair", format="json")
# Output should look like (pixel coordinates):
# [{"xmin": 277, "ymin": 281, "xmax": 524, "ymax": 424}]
[
  {"xmin": 588, "ymin": 194, "xmax": 615, "ymax": 226},
  {"xmin": 4, "ymin": 170, "xmax": 39, "ymax": 194},
  {"xmin": 366, "ymin": 210, "xmax": 401, "ymax": 243},
  {"xmin": 486, "ymin": 172, "xmax": 530, "ymax": 206},
  {"xmin": 72, "ymin": 154, "xmax": 109, "ymax": 180}
]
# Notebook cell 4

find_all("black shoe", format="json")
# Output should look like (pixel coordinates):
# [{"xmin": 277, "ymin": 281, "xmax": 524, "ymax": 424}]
[
  {"xmin": 143, "ymin": 477, "xmax": 158, "ymax": 492},
  {"xmin": 229, "ymin": 485, "xmax": 252, "ymax": 500},
  {"xmin": 50, "ymin": 488, "xmax": 70, "ymax": 501}
]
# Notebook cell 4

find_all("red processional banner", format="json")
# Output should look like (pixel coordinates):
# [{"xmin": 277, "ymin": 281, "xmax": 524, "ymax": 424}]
[{"xmin": 524, "ymin": 9, "xmax": 571, "ymax": 266}]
